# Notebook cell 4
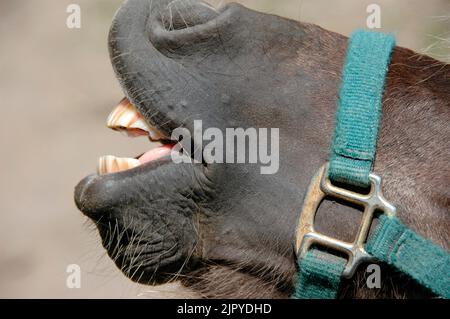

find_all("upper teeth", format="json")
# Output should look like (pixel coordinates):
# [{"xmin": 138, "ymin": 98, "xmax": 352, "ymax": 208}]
[{"xmin": 106, "ymin": 98, "xmax": 164, "ymax": 140}]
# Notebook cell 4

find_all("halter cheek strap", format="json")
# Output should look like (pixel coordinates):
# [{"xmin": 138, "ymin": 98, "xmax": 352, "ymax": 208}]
[
  {"xmin": 292, "ymin": 30, "xmax": 450, "ymax": 299},
  {"xmin": 328, "ymin": 31, "xmax": 394, "ymax": 188}
]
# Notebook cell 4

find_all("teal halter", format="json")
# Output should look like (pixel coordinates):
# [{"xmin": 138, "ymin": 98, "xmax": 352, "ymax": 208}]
[{"xmin": 292, "ymin": 30, "xmax": 450, "ymax": 299}]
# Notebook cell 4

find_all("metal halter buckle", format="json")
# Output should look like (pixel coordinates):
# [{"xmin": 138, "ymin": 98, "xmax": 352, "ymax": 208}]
[{"xmin": 295, "ymin": 163, "xmax": 397, "ymax": 278}]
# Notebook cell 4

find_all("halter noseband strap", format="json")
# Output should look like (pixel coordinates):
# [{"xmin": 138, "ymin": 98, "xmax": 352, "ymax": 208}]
[{"xmin": 292, "ymin": 30, "xmax": 450, "ymax": 299}]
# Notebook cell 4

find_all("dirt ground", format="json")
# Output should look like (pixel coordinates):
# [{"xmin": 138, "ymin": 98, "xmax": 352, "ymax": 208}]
[{"xmin": 0, "ymin": 0, "xmax": 448, "ymax": 298}]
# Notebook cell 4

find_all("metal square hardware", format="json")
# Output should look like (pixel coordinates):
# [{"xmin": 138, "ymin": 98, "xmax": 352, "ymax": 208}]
[{"xmin": 295, "ymin": 163, "xmax": 397, "ymax": 278}]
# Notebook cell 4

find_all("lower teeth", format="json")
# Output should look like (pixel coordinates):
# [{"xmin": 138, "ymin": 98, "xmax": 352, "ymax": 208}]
[{"xmin": 98, "ymin": 155, "xmax": 141, "ymax": 175}]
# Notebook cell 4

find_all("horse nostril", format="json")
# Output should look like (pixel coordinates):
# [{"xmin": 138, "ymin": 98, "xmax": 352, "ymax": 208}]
[
  {"xmin": 146, "ymin": 0, "xmax": 231, "ymax": 54},
  {"xmin": 159, "ymin": 0, "xmax": 220, "ymax": 31}
]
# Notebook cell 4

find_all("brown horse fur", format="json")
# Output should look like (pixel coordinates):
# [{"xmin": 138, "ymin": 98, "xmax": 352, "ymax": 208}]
[{"xmin": 75, "ymin": 1, "xmax": 449, "ymax": 299}]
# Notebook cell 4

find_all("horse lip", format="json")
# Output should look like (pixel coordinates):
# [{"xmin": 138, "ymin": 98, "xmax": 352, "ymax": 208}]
[
  {"xmin": 74, "ymin": 153, "xmax": 175, "ymax": 220},
  {"xmin": 74, "ymin": 174, "xmax": 99, "ymax": 214}
]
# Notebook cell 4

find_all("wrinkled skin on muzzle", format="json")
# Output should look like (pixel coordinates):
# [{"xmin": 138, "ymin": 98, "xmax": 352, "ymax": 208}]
[{"xmin": 75, "ymin": 0, "xmax": 449, "ymax": 298}]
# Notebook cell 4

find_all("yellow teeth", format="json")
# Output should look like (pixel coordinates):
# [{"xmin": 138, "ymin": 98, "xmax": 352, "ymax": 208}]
[
  {"xmin": 106, "ymin": 98, "xmax": 164, "ymax": 140},
  {"xmin": 97, "ymin": 155, "xmax": 141, "ymax": 175}
]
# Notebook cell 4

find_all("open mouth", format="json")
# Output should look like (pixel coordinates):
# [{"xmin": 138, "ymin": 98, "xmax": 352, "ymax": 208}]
[
  {"xmin": 97, "ymin": 97, "xmax": 176, "ymax": 175},
  {"xmin": 75, "ymin": 96, "xmax": 202, "ymax": 284}
]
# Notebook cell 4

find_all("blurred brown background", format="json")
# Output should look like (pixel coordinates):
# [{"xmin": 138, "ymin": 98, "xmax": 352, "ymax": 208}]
[{"xmin": 0, "ymin": 0, "xmax": 448, "ymax": 298}]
